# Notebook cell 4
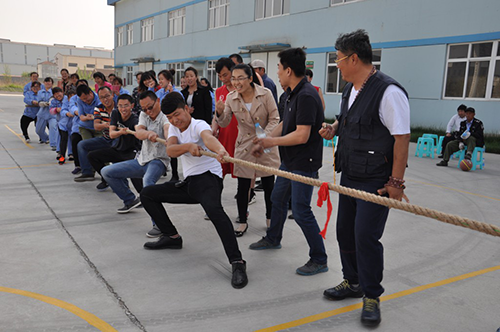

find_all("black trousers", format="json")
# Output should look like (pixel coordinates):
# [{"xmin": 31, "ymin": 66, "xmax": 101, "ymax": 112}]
[
  {"xmin": 236, "ymin": 175, "xmax": 274, "ymax": 222},
  {"xmin": 20, "ymin": 115, "xmax": 36, "ymax": 137},
  {"xmin": 87, "ymin": 147, "xmax": 143, "ymax": 192},
  {"xmin": 140, "ymin": 171, "xmax": 243, "ymax": 263},
  {"xmin": 58, "ymin": 129, "xmax": 69, "ymax": 157},
  {"xmin": 70, "ymin": 132, "xmax": 82, "ymax": 167}
]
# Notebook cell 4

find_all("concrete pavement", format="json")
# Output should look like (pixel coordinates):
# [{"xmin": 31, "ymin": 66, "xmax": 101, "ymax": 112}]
[{"xmin": 1, "ymin": 93, "xmax": 499, "ymax": 331}]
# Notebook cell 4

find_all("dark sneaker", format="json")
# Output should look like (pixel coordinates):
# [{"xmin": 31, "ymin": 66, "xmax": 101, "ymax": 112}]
[
  {"xmin": 436, "ymin": 160, "xmax": 448, "ymax": 167},
  {"xmin": 288, "ymin": 214, "xmax": 294, "ymax": 219},
  {"xmin": 68, "ymin": 154, "xmax": 74, "ymax": 161},
  {"xmin": 465, "ymin": 152, "xmax": 472, "ymax": 160},
  {"xmin": 144, "ymin": 235, "xmax": 182, "ymax": 250},
  {"xmin": 296, "ymin": 259, "xmax": 328, "ymax": 276},
  {"xmin": 96, "ymin": 181, "xmax": 109, "ymax": 191},
  {"xmin": 74, "ymin": 174, "xmax": 95, "ymax": 182},
  {"xmin": 437, "ymin": 154, "xmax": 443, "ymax": 158},
  {"xmin": 39, "ymin": 139, "xmax": 44, "ymax": 144},
  {"xmin": 231, "ymin": 260, "xmax": 248, "ymax": 289},
  {"xmin": 249, "ymin": 237, "xmax": 281, "ymax": 250},
  {"xmin": 51, "ymin": 146, "xmax": 57, "ymax": 151},
  {"xmin": 117, "ymin": 197, "xmax": 141, "ymax": 214},
  {"xmin": 324, "ymin": 279, "xmax": 364, "ymax": 300},
  {"xmin": 71, "ymin": 167, "xmax": 81, "ymax": 175},
  {"xmin": 146, "ymin": 225, "xmax": 162, "ymax": 238},
  {"xmin": 361, "ymin": 297, "xmax": 381, "ymax": 326}
]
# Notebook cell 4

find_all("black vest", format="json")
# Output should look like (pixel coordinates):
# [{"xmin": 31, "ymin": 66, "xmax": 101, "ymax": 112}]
[{"xmin": 336, "ymin": 71, "xmax": 408, "ymax": 181}]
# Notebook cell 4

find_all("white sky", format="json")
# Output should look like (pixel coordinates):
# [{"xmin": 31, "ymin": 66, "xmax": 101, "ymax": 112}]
[{"xmin": 0, "ymin": 0, "xmax": 114, "ymax": 49}]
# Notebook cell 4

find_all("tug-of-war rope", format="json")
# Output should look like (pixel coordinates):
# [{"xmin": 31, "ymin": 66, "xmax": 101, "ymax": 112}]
[{"xmin": 123, "ymin": 127, "xmax": 500, "ymax": 238}]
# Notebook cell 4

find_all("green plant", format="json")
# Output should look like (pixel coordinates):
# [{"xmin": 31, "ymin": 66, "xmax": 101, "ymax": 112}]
[
  {"xmin": 76, "ymin": 66, "xmax": 94, "ymax": 81},
  {"xmin": 3, "ymin": 65, "xmax": 12, "ymax": 84}
]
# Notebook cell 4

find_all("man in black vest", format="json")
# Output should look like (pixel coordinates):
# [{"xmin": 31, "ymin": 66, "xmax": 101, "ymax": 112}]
[{"xmin": 320, "ymin": 30, "xmax": 410, "ymax": 326}]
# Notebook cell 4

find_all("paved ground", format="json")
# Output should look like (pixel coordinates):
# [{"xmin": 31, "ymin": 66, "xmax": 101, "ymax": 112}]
[{"xmin": 1, "ymin": 93, "xmax": 499, "ymax": 332}]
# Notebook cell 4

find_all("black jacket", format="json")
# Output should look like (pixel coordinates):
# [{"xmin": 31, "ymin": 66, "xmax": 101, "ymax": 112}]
[
  {"xmin": 181, "ymin": 84, "xmax": 213, "ymax": 124},
  {"xmin": 459, "ymin": 118, "xmax": 484, "ymax": 147}
]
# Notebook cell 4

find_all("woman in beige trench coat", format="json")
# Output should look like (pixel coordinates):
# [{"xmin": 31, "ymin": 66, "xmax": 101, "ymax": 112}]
[{"xmin": 216, "ymin": 64, "xmax": 280, "ymax": 237}]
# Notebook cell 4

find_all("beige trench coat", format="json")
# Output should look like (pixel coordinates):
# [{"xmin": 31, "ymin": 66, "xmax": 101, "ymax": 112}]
[{"xmin": 216, "ymin": 84, "xmax": 280, "ymax": 178}]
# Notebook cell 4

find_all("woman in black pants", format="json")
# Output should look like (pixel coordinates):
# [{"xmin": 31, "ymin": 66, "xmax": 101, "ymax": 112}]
[{"xmin": 180, "ymin": 67, "xmax": 213, "ymax": 125}]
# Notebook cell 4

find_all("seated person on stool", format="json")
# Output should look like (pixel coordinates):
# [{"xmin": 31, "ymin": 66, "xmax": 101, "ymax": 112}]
[
  {"xmin": 438, "ymin": 104, "xmax": 467, "ymax": 158},
  {"xmin": 437, "ymin": 107, "xmax": 484, "ymax": 167}
]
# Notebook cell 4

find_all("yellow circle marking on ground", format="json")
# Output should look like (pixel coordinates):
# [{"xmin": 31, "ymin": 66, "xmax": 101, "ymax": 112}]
[{"xmin": 0, "ymin": 286, "xmax": 118, "ymax": 331}]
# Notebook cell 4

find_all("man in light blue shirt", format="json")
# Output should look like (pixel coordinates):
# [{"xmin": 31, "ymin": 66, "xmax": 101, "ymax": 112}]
[
  {"xmin": 76, "ymin": 84, "xmax": 101, "ymax": 140},
  {"xmin": 23, "ymin": 72, "xmax": 44, "ymax": 96}
]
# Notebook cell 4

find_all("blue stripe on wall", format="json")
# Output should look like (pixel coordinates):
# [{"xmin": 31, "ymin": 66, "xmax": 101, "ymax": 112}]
[{"xmin": 116, "ymin": 0, "xmax": 206, "ymax": 27}]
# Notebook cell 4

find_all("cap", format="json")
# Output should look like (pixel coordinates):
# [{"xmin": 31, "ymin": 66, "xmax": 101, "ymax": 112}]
[{"xmin": 250, "ymin": 59, "xmax": 266, "ymax": 69}]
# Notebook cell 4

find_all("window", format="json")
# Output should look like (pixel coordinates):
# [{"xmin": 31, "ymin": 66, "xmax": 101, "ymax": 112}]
[
  {"xmin": 206, "ymin": 60, "xmax": 222, "ymax": 89},
  {"xmin": 104, "ymin": 65, "xmax": 114, "ymax": 69},
  {"xmin": 126, "ymin": 24, "xmax": 133, "ymax": 45},
  {"xmin": 87, "ymin": 64, "xmax": 95, "ymax": 69},
  {"xmin": 141, "ymin": 17, "xmax": 154, "ymax": 42},
  {"xmin": 126, "ymin": 66, "xmax": 134, "ymax": 86},
  {"xmin": 169, "ymin": 62, "xmax": 185, "ymax": 86},
  {"xmin": 209, "ymin": 0, "xmax": 230, "ymax": 29},
  {"xmin": 117, "ymin": 26, "xmax": 124, "ymax": 47},
  {"xmin": 169, "ymin": 8, "xmax": 185, "ymax": 37},
  {"xmin": 444, "ymin": 41, "xmax": 500, "ymax": 99},
  {"xmin": 255, "ymin": 0, "xmax": 290, "ymax": 20},
  {"xmin": 331, "ymin": 0, "xmax": 359, "ymax": 5},
  {"xmin": 68, "ymin": 63, "xmax": 78, "ymax": 67},
  {"xmin": 326, "ymin": 50, "xmax": 381, "ymax": 93}
]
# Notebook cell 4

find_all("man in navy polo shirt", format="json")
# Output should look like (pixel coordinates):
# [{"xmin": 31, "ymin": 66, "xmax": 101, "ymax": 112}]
[{"xmin": 249, "ymin": 48, "xmax": 327, "ymax": 277}]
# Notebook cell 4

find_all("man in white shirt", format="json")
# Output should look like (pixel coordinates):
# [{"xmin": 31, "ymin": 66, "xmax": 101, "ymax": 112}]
[
  {"xmin": 139, "ymin": 92, "xmax": 248, "ymax": 289},
  {"xmin": 438, "ymin": 104, "xmax": 467, "ymax": 158}
]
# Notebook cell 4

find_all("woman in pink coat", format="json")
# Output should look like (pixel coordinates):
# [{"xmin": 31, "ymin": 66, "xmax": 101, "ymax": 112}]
[{"xmin": 215, "ymin": 64, "xmax": 280, "ymax": 236}]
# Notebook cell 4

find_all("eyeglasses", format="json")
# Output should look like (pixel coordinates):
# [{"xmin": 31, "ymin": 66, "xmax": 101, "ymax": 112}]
[
  {"xmin": 230, "ymin": 77, "xmax": 250, "ymax": 82},
  {"xmin": 334, "ymin": 53, "xmax": 354, "ymax": 64},
  {"xmin": 100, "ymin": 94, "xmax": 112, "ymax": 100},
  {"xmin": 143, "ymin": 99, "xmax": 157, "ymax": 112}
]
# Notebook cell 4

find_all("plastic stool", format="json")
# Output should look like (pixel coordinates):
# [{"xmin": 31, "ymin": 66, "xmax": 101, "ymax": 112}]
[
  {"xmin": 422, "ymin": 133, "xmax": 439, "ymax": 147},
  {"xmin": 457, "ymin": 146, "xmax": 485, "ymax": 171},
  {"xmin": 436, "ymin": 136, "xmax": 445, "ymax": 155},
  {"xmin": 323, "ymin": 138, "xmax": 332, "ymax": 147},
  {"xmin": 415, "ymin": 137, "xmax": 435, "ymax": 158}
]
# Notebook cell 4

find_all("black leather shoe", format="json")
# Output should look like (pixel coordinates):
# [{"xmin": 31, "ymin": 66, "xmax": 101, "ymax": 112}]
[
  {"xmin": 234, "ymin": 223, "xmax": 248, "ymax": 237},
  {"xmin": 144, "ymin": 235, "xmax": 182, "ymax": 250},
  {"xmin": 361, "ymin": 297, "xmax": 381, "ymax": 326},
  {"xmin": 324, "ymin": 279, "xmax": 364, "ymax": 300},
  {"xmin": 231, "ymin": 260, "xmax": 248, "ymax": 289}
]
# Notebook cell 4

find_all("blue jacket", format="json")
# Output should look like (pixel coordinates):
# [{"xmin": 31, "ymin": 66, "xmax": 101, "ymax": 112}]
[
  {"xmin": 76, "ymin": 92, "xmax": 100, "ymax": 130},
  {"xmin": 52, "ymin": 96, "xmax": 69, "ymax": 130},
  {"xmin": 23, "ymin": 82, "xmax": 44, "ymax": 96},
  {"xmin": 36, "ymin": 88, "xmax": 54, "ymax": 121},
  {"xmin": 69, "ymin": 95, "xmax": 80, "ymax": 134},
  {"xmin": 113, "ymin": 87, "xmax": 131, "ymax": 104},
  {"xmin": 155, "ymin": 85, "xmax": 182, "ymax": 103},
  {"xmin": 23, "ymin": 91, "xmax": 40, "ymax": 119}
]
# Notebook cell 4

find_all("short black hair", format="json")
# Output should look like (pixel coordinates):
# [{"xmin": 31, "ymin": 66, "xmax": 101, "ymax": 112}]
[
  {"xmin": 76, "ymin": 79, "xmax": 88, "ymax": 86},
  {"xmin": 31, "ymin": 81, "xmax": 41, "ymax": 88},
  {"xmin": 93, "ymin": 72, "xmax": 107, "ymax": 81},
  {"xmin": 229, "ymin": 53, "xmax": 243, "ymax": 64},
  {"xmin": 65, "ymin": 86, "xmax": 76, "ymax": 96},
  {"xmin": 70, "ymin": 73, "xmax": 80, "ymax": 79},
  {"xmin": 305, "ymin": 69, "xmax": 313, "ymax": 78},
  {"xmin": 135, "ymin": 71, "xmax": 143, "ymax": 78},
  {"xmin": 44, "ymin": 77, "xmax": 54, "ymax": 83},
  {"xmin": 158, "ymin": 69, "xmax": 173, "ymax": 82},
  {"xmin": 98, "ymin": 86, "xmax": 112, "ymax": 94},
  {"xmin": 139, "ymin": 90, "xmax": 157, "ymax": 102},
  {"xmin": 60, "ymin": 68, "xmax": 69, "ymax": 74},
  {"xmin": 465, "ymin": 107, "xmax": 475, "ymax": 113},
  {"xmin": 278, "ymin": 48, "xmax": 306, "ymax": 77},
  {"xmin": 216, "ymin": 57, "xmax": 235, "ymax": 73},
  {"xmin": 458, "ymin": 104, "xmax": 467, "ymax": 111},
  {"xmin": 335, "ymin": 29, "xmax": 373, "ymax": 64},
  {"xmin": 30, "ymin": 72, "xmax": 38, "ymax": 77},
  {"xmin": 117, "ymin": 94, "xmax": 135, "ymax": 104},
  {"xmin": 52, "ymin": 87, "xmax": 63, "ymax": 95},
  {"xmin": 113, "ymin": 76, "xmax": 123, "ymax": 86},
  {"xmin": 161, "ymin": 92, "xmax": 186, "ymax": 115},
  {"xmin": 184, "ymin": 66, "xmax": 198, "ymax": 77},
  {"xmin": 76, "ymin": 84, "xmax": 93, "ymax": 97}
]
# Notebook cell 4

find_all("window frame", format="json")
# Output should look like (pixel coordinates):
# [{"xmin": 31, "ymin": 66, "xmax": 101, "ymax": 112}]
[
  {"xmin": 169, "ymin": 62, "xmax": 185, "ymax": 86},
  {"xmin": 206, "ymin": 60, "xmax": 222, "ymax": 89},
  {"xmin": 331, "ymin": 0, "xmax": 361, "ymax": 5},
  {"xmin": 126, "ymin": 23, "xmax": 133, "ymax": 45},
  {"xmin": 255, "ymin": 0, "xmax": 290, "ymax": 20},
  {"xmin": 169, "ymin": 7, "xmax": 186, "ymax": 37},
  {"xmin": 443, "ymin": 40, "xmax": 500, "ymax": 100},
  {"xmin": 117, "ymin": 26, "xmax": 124, "ymax": 47},
  {"xmin": 325, "ymin": 50, "xmax": 382, "ymax": 94},
  {"xmin": 141, "ymin": 17, "xmax": 154, "ymax": 42},
  {"xmin": 209, "ymin": 0, "xmax": 230, "ymax": 29},
  {"xmin": 126, "ymin": 66, "xmax": 134, "ymax": 87}
]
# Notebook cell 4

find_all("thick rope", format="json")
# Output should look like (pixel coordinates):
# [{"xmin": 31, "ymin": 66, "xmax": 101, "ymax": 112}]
[{"xmin": 199, "ymin": 150, "xmax": 500, "ymax": 238}]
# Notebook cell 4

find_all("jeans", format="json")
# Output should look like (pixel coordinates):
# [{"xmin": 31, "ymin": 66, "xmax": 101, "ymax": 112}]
[
  {"xmin": 336, "ymin": 174, "xmax": 389, "ymax": 298},
  {"xmin": 265, "ymin": 163, "xmax": 327, "ymax": 265},
  {"xmin": 102, "ymin": 159, "xmax": 166, "ymax": 206},
  {"xmin": 77, "ymin": 137, "xmax": 113, "ymax": 175},
  {"xmin": 140, "ymin": 171, "xmax": 243, "ymax": 263},
  {"xmin": 36, "ymin": 117, "xmax": 58, "ymax": 147}
]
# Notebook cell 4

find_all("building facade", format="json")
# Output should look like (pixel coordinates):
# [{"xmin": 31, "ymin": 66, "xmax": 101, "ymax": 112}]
[
  {"xmin": 110, "ymin": 0, "xmax": 500, "ymax": 133},
  {"xmin": 0, "ymin": 39, "xmax": 114, "ymax": 79}
]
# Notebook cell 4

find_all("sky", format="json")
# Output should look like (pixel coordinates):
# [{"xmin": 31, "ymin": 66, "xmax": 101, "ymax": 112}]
[{"xmin": 0, "ymin": 0, "xmax": 115, "ymax": 49}]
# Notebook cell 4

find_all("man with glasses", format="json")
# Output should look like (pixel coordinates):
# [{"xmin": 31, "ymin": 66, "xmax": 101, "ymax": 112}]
[
  {"xmin": 319, "ymin": 30, "xmax": 410, "ymax": 326},
  {"xmin": 74, "ymin": 86, "xmax": 116, "ymax": 182},
  {"xmin": 101, "ymin": 91, "xmax": 170, "ymax": 237}
]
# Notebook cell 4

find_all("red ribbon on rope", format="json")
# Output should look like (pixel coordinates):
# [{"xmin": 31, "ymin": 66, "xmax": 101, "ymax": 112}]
[{"xmin": 317, "ymin": 182, "xmax": 333, "ymax": 239}]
